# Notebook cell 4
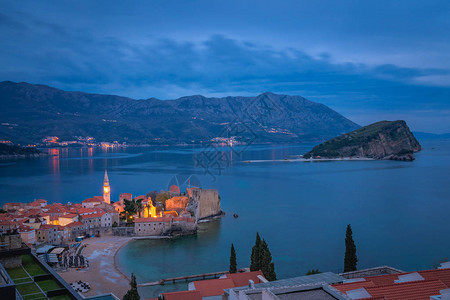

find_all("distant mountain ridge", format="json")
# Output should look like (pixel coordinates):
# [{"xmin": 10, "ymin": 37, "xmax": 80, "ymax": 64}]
[{"xmin": 0, "ymin": 81, "xmax": 359, "ymax": 144}]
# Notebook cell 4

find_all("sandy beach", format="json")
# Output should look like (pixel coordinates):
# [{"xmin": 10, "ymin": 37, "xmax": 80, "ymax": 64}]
[{"xmin": 57, "ymin": 236, "xmax": 133, "ymax": 299}]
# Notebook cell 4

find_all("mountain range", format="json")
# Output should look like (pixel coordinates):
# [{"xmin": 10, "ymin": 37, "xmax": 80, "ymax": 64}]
[{"xmin": 0, "ymin": 81, "xmax": 359, "ymax": 145}]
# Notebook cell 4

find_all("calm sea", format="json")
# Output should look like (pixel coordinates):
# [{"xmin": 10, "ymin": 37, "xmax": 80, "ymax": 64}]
[{"xmin": 1, "ymin": 141, "xmax": 449, "ymax": 298}]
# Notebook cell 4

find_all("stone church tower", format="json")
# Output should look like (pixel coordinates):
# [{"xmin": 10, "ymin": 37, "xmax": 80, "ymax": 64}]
[{"xmin": 103, "ymin": 170, "xmax": 111, "ymax": 204}]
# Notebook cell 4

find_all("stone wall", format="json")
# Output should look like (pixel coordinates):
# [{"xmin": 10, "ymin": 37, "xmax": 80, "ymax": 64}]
[
  {"xmin": 0, "ymin": 235, "xmax": 22, "ymax": 250},
  {"xmin": 0, "ymin": 256, "xmax": 22, "ymax": 268},
  {"xmin": 172, "ymin": 219, "xmax": 197, "ymax": 234},
  {"xmin": 135, "ymin": 221, "xmax": 172, "ymax": 236},
  {"xmin": 112, "ymin": 227, "xmax": 136, "ymax": 237},
  {"xmin": 186, "ymin": 188, "xmax": 222, "ymax": 220},
  {"xmin": 165, "ymin": 196, "xmax": 189, "ymax": 211}
]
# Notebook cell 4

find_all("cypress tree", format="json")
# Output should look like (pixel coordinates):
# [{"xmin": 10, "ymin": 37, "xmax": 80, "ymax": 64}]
[
  {"xmin": 229, "ymin": 243, "xmax": 237, "ymax": 273},
  {"xmin": 344, "ymin": 224, "xmax": 358, "ymax": 272},
  {"xmin": 260, "ymin": 239, "xmax": 277, "ymax": 281},
  {"xmin": 267, "ymin": 262, "xmax": 277, "ymax": 281},
  {"xmin": 250, "ymin": 232, "xmax": 262, "ymax": 271},
  {"xmin": 123, "ymin": 273, "xmax": 140, "ymax": 300}
]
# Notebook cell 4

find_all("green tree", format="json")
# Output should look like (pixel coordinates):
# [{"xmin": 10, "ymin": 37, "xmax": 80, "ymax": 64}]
[
  {"xmin": 136, "ymin": 199, "xmax": 143, "ymax": 218},
  {"xmin": 123, "ymin": 273, "xmax": 140, "ymax": 300},
  {"xmin": 306, "ymin": 269, "xmax": 322, "ymax": 275},
  {"xmin": 112, "ymin": 221, "xmax": 118, "ymax": 227},
  {"xmin": 344, "ymin": 224, "xmax": 358, "ymax": 272},
  {"xmin": 250, "ymin": 232, "xmax": 262, "ymax": 271},
  {"xmin": 156, "ymin": 192, "xmax": 170, "ymax": 208},
  {"xmin": 260, "ymin": 239, "xmax": 277, "ymax": 281},
  {"xmin": 229, "ymin": 243, "xmax": 237, "ymax": 273},
  {"xmin": 124, "ymin": 199, "xmax": 137, "ymax": 222}
]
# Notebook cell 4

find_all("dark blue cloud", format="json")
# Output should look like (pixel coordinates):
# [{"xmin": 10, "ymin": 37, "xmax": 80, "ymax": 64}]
[{"xmin": 1, "ymin": 1, "xmax": 450, "ymax": 132}]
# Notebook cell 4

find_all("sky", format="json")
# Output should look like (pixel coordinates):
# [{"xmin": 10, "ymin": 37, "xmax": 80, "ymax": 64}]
[{"xmin": 1, "ymin": 1, "xmax": 450, "ymax": 133}]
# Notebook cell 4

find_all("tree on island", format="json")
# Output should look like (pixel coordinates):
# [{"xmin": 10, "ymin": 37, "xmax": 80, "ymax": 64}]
[
  {"xmin": 230, "ymin": 243, "xmax": 237, "ymax": 273},
  {"xmin": 249, "ymin": 232, "xmax": 277, "ymax": 281},
  {"xmin": 344, "ymin": 224, "xmax": 358, "ymax": 272},
  {"xmin": 123, "ymin": 273, "xmax": 140, "ymax": 300},
  {"xmin": 250, "ymin": 232, "xmax": 262, "ymax": 271}
]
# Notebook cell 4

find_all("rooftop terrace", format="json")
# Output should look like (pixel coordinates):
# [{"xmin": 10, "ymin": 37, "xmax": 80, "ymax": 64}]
[{"xmin": 3, "ymin": 253, "xmax": 82, "ymax": 300}]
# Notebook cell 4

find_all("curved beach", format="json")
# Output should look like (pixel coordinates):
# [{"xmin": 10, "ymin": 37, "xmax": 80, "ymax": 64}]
[{"xmin": 57, "ymin": 236, "xmax": 133, "ymax": 298}]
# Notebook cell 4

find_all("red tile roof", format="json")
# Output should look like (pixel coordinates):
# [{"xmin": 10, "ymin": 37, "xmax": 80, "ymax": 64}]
[
  {"xmin": 81, "ymin": 212, "xmax": 105, "ymax": 218},
  {"xmin": 18, "ymin": 225, "xmax": 34, "ymax": 232},
  {"xmin": 68, "ymin": 207, "xmax": 98, "ymax": 214},
  {"xmin": 192, "ymin": 278, "xmax": 235, "ymax": 297},
  {"xmin": 419, "ymin": 268, "xmax": 450, "ymax": 287},
  {"xmin": 60, "ymin": 214, "xmax": 78, "ymax": 218},
  {"xmin": 158, "ymin": 290, "xmax": 201, "ymax": 300},
  {"xmin": 225, "ymin": 271, "xmax": 265, "ymax": 286},
  {"xmin": 364, "ymin": 273, "xmax": 410, "ymax": 286},
  {"xmin": 26, "ymin": 209, "xmax": 42, "ymax": 216},
  {"xmin": 44, "ymin": 203, "xmax": 64, "ymax": 208},
  {"xmin": 39, "ymin": 224, "xmax": 59, "ymax": 230},
  {"xmin": 0, "ymin": 215, "xmax": 13, "ymax": 221},
  {"xmin": 65, "ymin": 221, "xmax": 83, "ymax": 227},
  {"xmin": 82, "ymin": 196, "xmax": 104, "ymax": 203},
  {"xmin": 366, "ymin": 279, "xmax": 447, "ymax": 300},
  {"xmin": 333, "ymin": 268, "xmax": 450, "ymax": 300},
  {"xmin": 0, "ymin": 220, "xmax": 15, "ymax": 226},
  {"xmin": 332, "ymin": 280, "xmax": 375, "ymax": 293},
  {"xmin": 186, "ymin": 271, "xmax": 266, "ymax": 298},
  {"xmin": 169, "ymin": 185, "xmax": 180, "ymax": 194},
  {"xmin": 45, "ymin": 208, "xmax": 65, "ymax": 214},
  {"xmin": 4, "ymin": 202, "xmax": 23, "ymax": 206}
]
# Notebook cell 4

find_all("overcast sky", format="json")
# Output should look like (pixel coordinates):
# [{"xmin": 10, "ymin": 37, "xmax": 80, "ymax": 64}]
[{"xmin": 1, "ymin": 1, "xmax": 450, "ymax": 132}]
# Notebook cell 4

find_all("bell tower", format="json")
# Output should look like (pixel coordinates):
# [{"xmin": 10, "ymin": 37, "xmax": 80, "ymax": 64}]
[{"xmin": 103, "ymin": 170, "xmax": 111, "ymax": 204}]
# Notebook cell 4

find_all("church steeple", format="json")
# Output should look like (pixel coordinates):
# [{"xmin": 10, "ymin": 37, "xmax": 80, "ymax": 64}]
[
  {"xmin": 103, "ymin": 170, "xmax": 111, "ymax": 204},
  {"xmin": 104, "ymin": 170, "xmax": 109, "ymax": 184}
]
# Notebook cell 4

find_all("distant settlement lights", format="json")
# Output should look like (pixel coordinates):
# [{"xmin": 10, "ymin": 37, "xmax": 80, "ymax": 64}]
[{"xmin": 103, "ymin": 170, "xmax": 110, "ymax": 204}]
